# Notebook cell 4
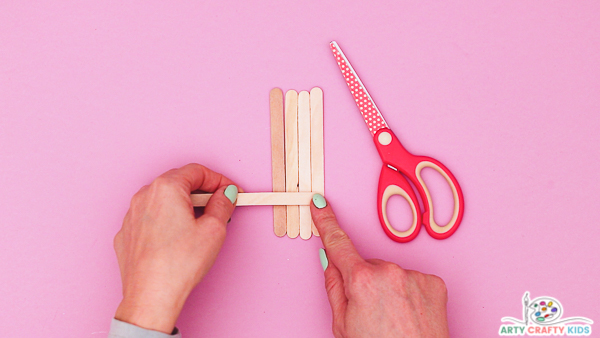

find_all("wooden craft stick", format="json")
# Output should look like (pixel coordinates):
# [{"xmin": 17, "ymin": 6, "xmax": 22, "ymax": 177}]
[
  {"xmin": 191, "ymin": 192, "xmax": 314, "ymax": 207},
  {"xmin": 270, "ymin": 88, "xmax": 287, "ymax": 237},
  {"xmin": 310, "ymin": 87, "xmax": 324, "ymax": 236},
  {"xmin": 298, "ymin": 91, "xmax": 312, "ymax": 240},
  {"xmin": 285, "ymin": 90, "xmax": 300, "ymax": 238}
]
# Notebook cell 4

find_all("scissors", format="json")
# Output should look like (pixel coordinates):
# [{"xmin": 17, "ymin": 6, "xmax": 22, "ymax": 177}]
[{"xmin": 330, "ymin": 41, "xmax": 464, "ymax": 242}]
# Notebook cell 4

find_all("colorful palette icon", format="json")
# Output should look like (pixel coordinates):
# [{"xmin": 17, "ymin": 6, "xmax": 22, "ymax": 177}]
[{"xmin": 529, "ymin": 298, "xmax": 562, "ymax": 324}]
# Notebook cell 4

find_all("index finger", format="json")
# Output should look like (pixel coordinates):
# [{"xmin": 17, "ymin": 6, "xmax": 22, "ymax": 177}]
[
  {"xmin": 310, "ymin": 194, "xmax": 364, "ymax": 279},
  {"xmin": 159, "ymin": 163, "xmax": 237, "ymax": 194}
]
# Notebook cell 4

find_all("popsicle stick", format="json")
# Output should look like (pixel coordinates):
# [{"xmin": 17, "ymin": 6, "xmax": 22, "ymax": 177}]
[
  {"xmin": 191, "ymin": 192, "xmax": 314, "ymax": 207},
  {"xmin": 298, "ymin": 91, "xmax": 312, "ymax": 240},
  {"xmin": 310, "ymin": 87, "xmax": 324, "ymax": 236},
  {"xmin": 285, "ymin": 90, "xmax": 300, "ymax": 238},
  {"xmin": 270, "ymin": 88, "xmax": 287, "ymax": 237}
]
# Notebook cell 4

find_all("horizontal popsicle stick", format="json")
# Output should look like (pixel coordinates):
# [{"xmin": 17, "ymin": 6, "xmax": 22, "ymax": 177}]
[{"xmin": 191, "ymin": 192, "xmax": 314, "ymax": 207}]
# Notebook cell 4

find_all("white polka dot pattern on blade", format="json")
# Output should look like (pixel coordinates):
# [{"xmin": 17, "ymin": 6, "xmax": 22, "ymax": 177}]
[{"xmin": 331, "ymin": 43, "xmax": 388, "ymax": 135}]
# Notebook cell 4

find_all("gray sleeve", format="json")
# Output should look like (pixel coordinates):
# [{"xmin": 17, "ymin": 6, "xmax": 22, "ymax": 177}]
[{"xmin": 108, "ymin": 318, "xmax": 182, "ymax": 338}]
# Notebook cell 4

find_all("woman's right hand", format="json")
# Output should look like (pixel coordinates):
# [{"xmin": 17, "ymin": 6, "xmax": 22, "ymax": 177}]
[{"xmin": 310, "ymin": 194, "xmax": 450, "ymax": 338}]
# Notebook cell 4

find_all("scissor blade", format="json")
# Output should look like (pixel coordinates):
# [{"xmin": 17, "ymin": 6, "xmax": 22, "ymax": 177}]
[{"xmin": 330, "ymin": 41, "xmax": 388, "ymax": 136}]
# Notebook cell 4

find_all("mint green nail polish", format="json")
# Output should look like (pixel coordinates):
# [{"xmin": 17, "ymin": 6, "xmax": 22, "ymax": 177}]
[
  {"xmin": 313, "ymin": 193, "xmax": 327, "ymax": 209},
  {"xmin": 224, "ymin": 185, "xmax": 238, "ymax": 204},
  {"xmin": 319, "ymin": 248, "xmax": 329, "ymax": 271}
]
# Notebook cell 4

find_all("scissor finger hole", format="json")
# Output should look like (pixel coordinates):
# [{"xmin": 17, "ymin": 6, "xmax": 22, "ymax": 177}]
[
  {"xmin": 419, "ymin": 167, "xmax": 454, "ymax": 227},
  {"xmin": 385, "ymin": 194, "xmax": 415, "ymax": 233}
]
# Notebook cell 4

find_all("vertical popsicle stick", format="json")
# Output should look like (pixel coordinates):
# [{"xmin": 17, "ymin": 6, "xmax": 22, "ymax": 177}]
[
  {"xmin": 285, "ymin": 90, "xmax": 300, "ymax": 238},
  {"xmin": 270, "ymin": 88, "xmax": 286, "ymax": 237},
  {"xmin": 310, "ymin": 87, "xmax": 324, "ymax": 236},
  {"xmin": 298, "ymin": 91, "xmax": 312, "ymax": 240}
]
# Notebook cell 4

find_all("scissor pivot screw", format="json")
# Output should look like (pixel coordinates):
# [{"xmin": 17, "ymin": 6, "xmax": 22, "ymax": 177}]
[{"xmin": 378, "ymin": 131, "xmax": 392, "ymax": 146}]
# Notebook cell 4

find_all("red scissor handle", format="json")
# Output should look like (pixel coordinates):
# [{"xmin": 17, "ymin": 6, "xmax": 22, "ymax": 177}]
[
  {"xmin": 374, "ymin": 128, "xmax": 465, "ymax": 242},
  {"xmin": 377, "ymin": 165, "xmax": 422, "ymax": 242}
]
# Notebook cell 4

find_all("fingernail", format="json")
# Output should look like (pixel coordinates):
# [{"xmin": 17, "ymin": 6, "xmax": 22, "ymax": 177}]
[
  {"xmin": 224, "ymin": 185, "xmax": 238, "ymax": 204},
  {"xmin": 319, "ymin": 248, "xmax": 329, "ymax": 271},
  {"xmin": 312, "ymin": 193, "xmax": 327, "ymax": 209}
]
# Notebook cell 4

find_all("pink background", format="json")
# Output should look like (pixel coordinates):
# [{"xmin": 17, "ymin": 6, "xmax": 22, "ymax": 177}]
[{"xmin": 1, "ymin": 1, "xmax": 599, "ymax": 337}]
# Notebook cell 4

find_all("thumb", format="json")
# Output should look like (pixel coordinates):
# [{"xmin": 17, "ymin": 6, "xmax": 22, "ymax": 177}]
[
  {"xmin": 198, "ymin": 184, "xmax": 237, "ymax": 226},
  {"xmin": 320, "ymin": 249, "xmax": 348, "ymax": 334}
]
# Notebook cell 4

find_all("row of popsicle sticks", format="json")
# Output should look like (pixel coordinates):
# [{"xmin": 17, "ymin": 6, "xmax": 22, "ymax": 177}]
[
  {"xmin": 271, "ymin": 87, "xmax": 324, "ymax": 239},
  {"xmin": 189, "ymin": 88, "xmax": 323, "ymax": 239}
]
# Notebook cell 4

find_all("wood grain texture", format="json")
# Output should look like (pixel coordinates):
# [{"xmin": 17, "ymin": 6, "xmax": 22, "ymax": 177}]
[
  {"xmin": 270, "ymin": 88, "xmax": 286, "ymax": 237},
  {"xmin": 285, "ymin": 90, "xmax": 300, "ymax": 238},
  {"xmin": 298, "ymin": 91, "xmax": 312, "ymax": 240},
  {"xmin": 310, "ymin": 87, "xmax": 324, "ymax": 236},
  {"xmin": 191, "ymin": 192, "xmax": 314, "ymax": 207}
]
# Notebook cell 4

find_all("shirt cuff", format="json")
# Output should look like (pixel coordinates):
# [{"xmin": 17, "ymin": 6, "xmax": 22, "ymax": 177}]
[{"xmin": 108, "ymin": 318, "xmax": 181, "ymax": 338}]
